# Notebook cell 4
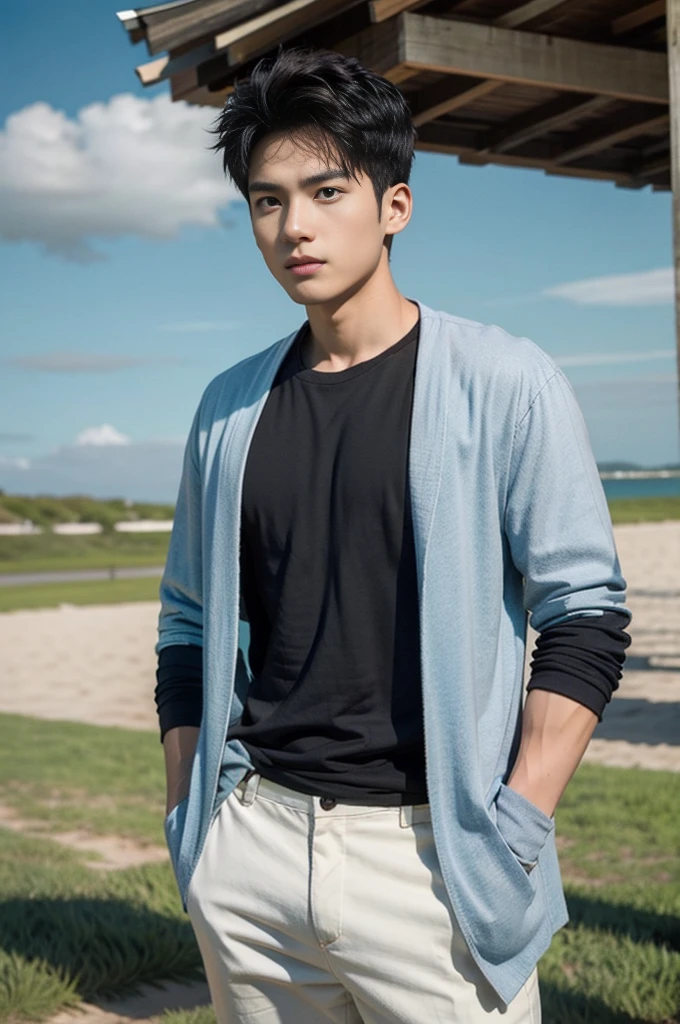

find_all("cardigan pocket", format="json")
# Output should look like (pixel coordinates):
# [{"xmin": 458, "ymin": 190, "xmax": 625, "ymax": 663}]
[
  {"xmin": 164, "ymin": 796, "xmax": 189, "ymax": 881},
  {"xmin": 493, "ymin": 782, "xmax": 555, "ymax": 873}
]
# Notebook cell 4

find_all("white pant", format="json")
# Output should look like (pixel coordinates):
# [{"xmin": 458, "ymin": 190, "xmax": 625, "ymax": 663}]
[{"xmin": 186, "ymin": 771, "xmax": 542, "ymax": 1023}]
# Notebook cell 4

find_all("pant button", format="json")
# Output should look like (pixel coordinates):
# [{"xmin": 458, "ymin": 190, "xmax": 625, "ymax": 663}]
[{"xmin": 320, "ymin": 797, "xmax": 337, "ymax": 810}]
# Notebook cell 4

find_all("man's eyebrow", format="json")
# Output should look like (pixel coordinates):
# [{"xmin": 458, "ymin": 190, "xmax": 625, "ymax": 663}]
[{"xmin": 248, "ymin": 169, "xmax": 351, "ymax": 194}]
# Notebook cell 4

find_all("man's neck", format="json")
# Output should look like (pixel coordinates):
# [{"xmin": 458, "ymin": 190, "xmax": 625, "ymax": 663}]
[{"xmin": 301, "ymin": 267, "xmax": 419, "ymax": 373}]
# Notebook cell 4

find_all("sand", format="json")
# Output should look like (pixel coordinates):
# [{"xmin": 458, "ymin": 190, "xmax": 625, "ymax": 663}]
[{"xmin": 0, "ymin": 521, "xmax": 678, "ymax": 771}]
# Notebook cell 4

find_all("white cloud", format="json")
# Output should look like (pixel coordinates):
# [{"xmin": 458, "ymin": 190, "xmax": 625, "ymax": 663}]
[
  {"xmin": 0, "ymin": 455, "xmax": 30, "ymax": 470},
  {"xmin": 0, "ymin": 93, "xmax": 238, "ymax": 262},
  {"xmin": 2, "ymin": 352, "xmax": 183, "ymax": 372},
  {"xmin": 75, "ymin": 424, "xmax": 131, "ymax": 446},
  {"xmin": 0, "ymin": 438, "xmax": 186, "ymax": 502},
  {"xmin": 555, "ymin": 349, "xmax": 676, "ymax": 368},
  {"xmin": 543, "ymin": 268, "xmax": 674, "ymax": 306}
]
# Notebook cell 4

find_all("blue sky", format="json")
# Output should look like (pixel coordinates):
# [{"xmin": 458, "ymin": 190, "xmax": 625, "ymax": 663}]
[{"xmin": 0, "ymin": 0, "xmax": 678, "ymax": 502}]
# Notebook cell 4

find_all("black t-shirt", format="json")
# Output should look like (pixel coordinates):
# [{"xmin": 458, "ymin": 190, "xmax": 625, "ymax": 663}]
[{"xmin": 228, "ymin": 309, "xmax": 427, "ymax": 804}]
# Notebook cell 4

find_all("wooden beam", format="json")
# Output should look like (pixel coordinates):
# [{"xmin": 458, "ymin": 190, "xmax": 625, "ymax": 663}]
[
  {"xmin": 399, "ymin": 12, "xmax": 669, "ymax": 104},
  {"xmin": 415, "ymin": 122, "xmax": 635, "ymax": 185},
  {"xmin": 493, "ymin": 0, "xmax": 571, "ymax": 30},
  {"xmin": 220, "ymin": 0, "xmax": 354, "ymax": 66},
  {"xmin": 611, "ymin": 0, "xmax": 665, "ymax": 37},
  {"xmin": 405, "ymin": 0, "xmax": 574, "ymax": 129},
  {"xmin": 410, "ymin": 77, "xmax": 502, "ymax": 126},
  {"xmin": 136, "ymin": 55, "xmax": 169, "ymax": 85},
  {"xmin": 188, "ymin": 0, "xmax": 364, "ymax": 78},
  {"xmin": 550, "ymin": 107, "xmax": 670, "ymax": 165},
  {"xmin": 368, "ymin": 0, "xmax": 429, "ymax": 23},
  {"xmin": 480, "ymin": 95, "xmax": 611, "ymax": 154},
  {"xmin": 143, "ymin": 0, "xmax": 280, "ymax": 56},
  {"xmin": 668, "ymin": 0, "xmax": 680, "ymax": 446},
  {"xmin": 636, "ymin": 152, "xmax": 671, "ymax": 176},
  {"xmin": 327, "ymin": 17, "xmax": 403, "ymax": 78}
]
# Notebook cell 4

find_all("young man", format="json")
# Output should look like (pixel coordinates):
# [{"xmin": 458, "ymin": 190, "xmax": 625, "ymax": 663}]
[{"xmin": 155, "ymin": 47, "xmax": 631, "ymax": 1023}]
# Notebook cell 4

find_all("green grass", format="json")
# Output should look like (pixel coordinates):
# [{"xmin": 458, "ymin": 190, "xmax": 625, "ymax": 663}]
[
  {"xmin": 0, "ymin": 577, "xmax": 161, "ymax": 612},
  {"xmin": 0, "ymin": 532, "xmax": 170, "ymax": 576},
  {"xmin": 0, "ymin": 713, "xmax": 678, "ymax": 1022},
  {"xmin": 0, "ymin": 714, "xmax": 165, "ymax": 844},
  {"xmin": 608, "ymin": 496, "xmax": 680, "ymax": 525},
  {"xmin": 0, "ymin": 713, "xmax": 203, "ymax": 1023}
]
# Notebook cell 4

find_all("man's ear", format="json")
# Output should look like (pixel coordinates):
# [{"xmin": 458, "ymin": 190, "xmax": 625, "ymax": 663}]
[{"xmin": 383, "ymin": 182, "xmax": 412, "ymax": 243}]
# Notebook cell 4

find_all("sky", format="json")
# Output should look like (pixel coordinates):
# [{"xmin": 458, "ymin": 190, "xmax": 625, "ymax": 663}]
[{"xmin": 0, "ymin": 0, "xmax": 678, "ymax": 503}]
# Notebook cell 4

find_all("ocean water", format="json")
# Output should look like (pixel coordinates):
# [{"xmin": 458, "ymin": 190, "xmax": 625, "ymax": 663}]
[{"xmin": 601, "ymin": 476, "xmax": 680, "ymax": 501}]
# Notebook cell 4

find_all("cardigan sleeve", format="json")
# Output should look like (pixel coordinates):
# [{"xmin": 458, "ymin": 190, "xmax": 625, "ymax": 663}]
[
  {"xmin": 525, "ymin": 609, "xmax": 631, "ymax": 719},
  {"xmin": 156, "ymin": 400, "xmax": 204, "ymax": 655},
  {"xmin": 503, "ymin": 367, "xmax": 631, "ymax": 633}
]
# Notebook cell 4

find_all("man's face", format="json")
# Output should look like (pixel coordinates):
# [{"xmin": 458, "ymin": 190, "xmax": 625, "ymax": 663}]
[{"xmin": 247, "ymin": 130, "xmax": 393, "ymax": 306}]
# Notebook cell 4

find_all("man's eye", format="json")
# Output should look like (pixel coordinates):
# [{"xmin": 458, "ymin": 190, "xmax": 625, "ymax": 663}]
[
  {"xmin": 257, "ymin": 196, "xmax": 279, "ymax": 208},
  {"xmin": 318, "ymin": 187, "xmax": 340, "ymax": 200}
]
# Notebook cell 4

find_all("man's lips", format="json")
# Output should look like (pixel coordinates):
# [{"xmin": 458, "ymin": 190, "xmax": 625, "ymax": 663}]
[{"xmin": 286, "ymin": 260, "xmax": 325, "ymax": 276}]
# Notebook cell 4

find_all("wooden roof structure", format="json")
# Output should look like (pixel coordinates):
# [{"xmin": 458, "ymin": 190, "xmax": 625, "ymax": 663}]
[{"xmin": 117, "ymin": 0, "xmax": 671, "ymax": 192}]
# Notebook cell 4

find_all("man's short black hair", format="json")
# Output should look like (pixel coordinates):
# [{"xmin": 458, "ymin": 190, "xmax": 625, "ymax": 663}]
[{"xmin": 210, "ymin": 46, "xmax": 417, "ymax": 254}]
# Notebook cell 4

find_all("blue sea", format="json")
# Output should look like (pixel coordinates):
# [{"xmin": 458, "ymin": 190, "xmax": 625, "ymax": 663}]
[{"xmin": 601, "ymin": 477, "xmax": 680, "ymax": 501}]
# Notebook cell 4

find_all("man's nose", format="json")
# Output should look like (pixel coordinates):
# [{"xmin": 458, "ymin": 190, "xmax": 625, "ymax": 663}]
[{"xmin": 279, "ymin": 200, "xmax": 314, "ymax": 243}]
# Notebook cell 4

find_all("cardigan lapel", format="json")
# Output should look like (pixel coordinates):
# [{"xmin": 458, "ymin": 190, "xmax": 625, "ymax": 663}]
[{"xmin": 405, "ymin": 301, "xmax": 448, "ymax": 597}]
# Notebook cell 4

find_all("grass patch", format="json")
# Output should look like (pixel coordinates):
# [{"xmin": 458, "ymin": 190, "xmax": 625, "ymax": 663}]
[
  {"xmin": 608, "ymin": 496, "xmax": 680, "ymax": 524},
  {"xmin": 0, "ymin": 577, "xmax": 161, "ymax": 612},
  {"xmin": 159, "ymin": 1007, "xmax": 216, "ymax": 1024},
  {"xmin": 0, "ymin": 715, "xmax": 678, "ymax": 1023},
  {"xmin": 0, "ymin": 532, "xmax": 169, "ymax": 576},
  {"xmin": 0, "ymin": 830, "xmax": 203, "ymax": 1022},
  {"xmin": 0, "ymin": 714, "xmax": 165, "ymax": 844}
]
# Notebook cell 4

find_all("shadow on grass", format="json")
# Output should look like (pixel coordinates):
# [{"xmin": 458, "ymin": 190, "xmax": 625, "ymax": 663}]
[
  {"xmin": 591, "ymin": 698, "xmax": 680, "ymax": 746},
  {"xmin": 0, "ymin": 895, "xmax": 204, "ymax": 1001},
  {"xmin": 538, "ymin": 982, "xmax": 675, "ymax": 1024},
  {"xmin": 565, "ymin": 890, "xmax": 680, "ymax": 952},
  {"xmin": 2, "ymin": 892, "xmax": 678, "ymax": 1024}
]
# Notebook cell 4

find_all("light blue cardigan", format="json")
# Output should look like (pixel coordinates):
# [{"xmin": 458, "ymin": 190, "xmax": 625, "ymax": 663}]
[{"xmin": 159, "ymin": 299, "xmax": 629, "ymax": 1006}]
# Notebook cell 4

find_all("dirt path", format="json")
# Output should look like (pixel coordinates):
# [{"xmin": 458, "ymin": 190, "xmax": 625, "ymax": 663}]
[{"xmin": 48, "ymin": 979, "xmax": 211, "ymax": 1024}]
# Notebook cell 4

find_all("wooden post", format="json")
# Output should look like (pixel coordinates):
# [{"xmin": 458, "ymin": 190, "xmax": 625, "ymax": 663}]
[{"xmin": 668, "ymin": 0, "xmax": 680, "ymax": 451}]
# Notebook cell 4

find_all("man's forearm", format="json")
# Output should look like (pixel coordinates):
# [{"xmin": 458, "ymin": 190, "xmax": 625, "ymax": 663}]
[
  {"xmin": 506, "ymin": 688, "xmax": 599, "ymax": 819},
  {"xmin": 163, "ymin": 725, "xmax": 200, "ymax": 816}
]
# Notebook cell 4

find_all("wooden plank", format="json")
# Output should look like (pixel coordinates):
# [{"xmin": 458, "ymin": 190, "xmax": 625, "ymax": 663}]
[
  {"xmin": 399, "ymin": 12, "xmax": 669, "ymax": 104},
  {"xmin": 144, "ymin": 0, "xmax": 279, "ymax": 56},
  {"xmin": 611, "ymin": 0, "xmax": 665, "ymax": 37},
  {"xmin": 172, "ymin": 82, "xmax": 234, "ymax": 106},
  {"xmin": 142, "ymin": 0, "xmax": 365, "ymax": 87},
  {"xmin": 636, "ymin": 151, "xmax": 671, "ymax": 175},
  {"xmin": 493, "ymin": 0, "xmax": 571, "ymax": 30},
  {"xmin": 551, "ymin": 107, "xmax": 669, "ymax": 165},
  {"xmin": 415, "ymin": 122, "xmax": 635, "ymax": 184},
  {"xmin": 669, "ymin": 0, "xmax": 680, "ymax": 442},
  {"xmin": 480, "ymin": 95, "xmax": 611, "ymax": 154},
  {"xmin": 190, "ymin": 0, "xmax": 364, "ymax": 73},
  {"xmin": 403, "ymin": 0, "xmax": 588, "ymax": 130},
  {"xmin": 410, "ymin": 77, "xmax": 502, "ymax": 126},
  {"xmin": 368, "ymin": 0, "xmax": 430, "ymax": 24},
  {"xmin": 136, "ymin": 55, "xmax": 170, "ymax": 84},
  {"xmin": 326, "ymin": 17, "xmax": 402, "ymax": 78}
]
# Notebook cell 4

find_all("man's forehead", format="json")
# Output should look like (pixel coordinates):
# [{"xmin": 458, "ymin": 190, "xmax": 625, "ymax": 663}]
[{"xmin": 249, "ymin": 131, "xmax": 347, "ymax": 177}]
